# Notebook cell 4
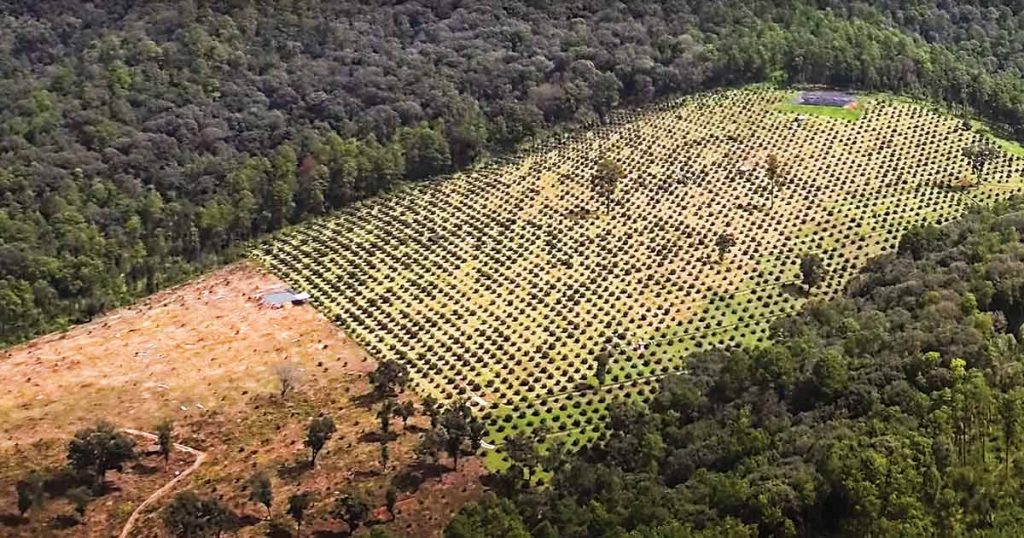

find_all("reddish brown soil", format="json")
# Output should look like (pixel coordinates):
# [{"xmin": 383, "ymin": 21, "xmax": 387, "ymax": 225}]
[{"xmin": 0, "ymin": 262, "xmax": 484, "ymax": 537}]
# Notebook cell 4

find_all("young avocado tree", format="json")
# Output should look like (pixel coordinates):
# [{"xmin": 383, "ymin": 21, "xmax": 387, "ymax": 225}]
[{"xmin": 305, "ymin": 416, "xmax": 336, "ymax": 468}]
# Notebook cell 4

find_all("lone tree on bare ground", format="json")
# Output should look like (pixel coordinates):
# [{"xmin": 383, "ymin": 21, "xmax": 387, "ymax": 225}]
[
  {"xmin": 422, "ymin": 395, "xmax": 441, "ymax": 428},
  {"xmin": 156, "ymin": 420, "xmax": 173, "ymax": 468},
  {"xmin": 273, "ymin": 362, "xmax": 304, "ymax": 399},
  {"xmin": 67, "ymin": 421, "xmax": 136, "ymax": 490},
  {"xmin": 287, "ymin": 492, "xmax": 311, "ymax": 536},
  {"xmin": 378, "ymin": 398, "xmax": 396, "ymax": 436},
  {"xmin": 305, "ymin": 415, "xmax": 336, "ymax": 468}
]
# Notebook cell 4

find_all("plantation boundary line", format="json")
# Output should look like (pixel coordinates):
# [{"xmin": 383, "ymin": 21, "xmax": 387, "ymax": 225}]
[{"xmin": 118, "ymin": 429, "xmax": 207, "ymax": 538}]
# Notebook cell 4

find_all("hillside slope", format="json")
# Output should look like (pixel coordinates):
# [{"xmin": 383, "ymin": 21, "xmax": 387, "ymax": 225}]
[
  {"xmin": 256, "ymin": 88, "xmax": 1024, "ymax": 456},
  {"xmin": 0, "ymin": 263, "xmax": 476, "ymax": 537},
  {"xmin": 447, "ymin": 197, "xmax": 1024, "ymax": 536},
  {"xmin": 6, "ymin": 0, "xmax": 1024, "ymax": 344}
]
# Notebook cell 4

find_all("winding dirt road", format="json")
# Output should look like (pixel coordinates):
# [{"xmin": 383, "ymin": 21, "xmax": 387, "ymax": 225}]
[{"xmin": 118, "ymin": 428, "xmax": 208, "ymax": 538}]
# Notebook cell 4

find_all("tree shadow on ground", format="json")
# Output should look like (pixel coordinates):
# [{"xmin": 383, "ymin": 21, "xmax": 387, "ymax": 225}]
[
  {"xmin": 93, "ymin": 481, "xmax": 122, "ymax": 497},
  {"xmin": 49, "ymin": 514, "xmax": 79, "ymax": 529},
  {"xmin": 310, "ymin": 516, "xmax": 390, "ymax": 537},
  {"xmin": 391, "ymin": 462, "xmax": 449, "ymax": 494},
  {"xmin": 0, "ymin": 513, "xmax": 26, "ymax": 527},
  {"xmin": 479, "ymin": 472, "xmax": 503, "ymax": 490},
  {"xmin": 574, "ymin": 380, "xmax": 594, "ymax": 391},
  {"xmin": 399, "ymin": 423, "xmax": 425, "ymax": 434},
  {"xmin": 346, "ymin": 468, "xmax": 382, "ymax": 484},
  {"xmin": 353, "ymin": 391, "xmax": 383, "ymax": 409},
  {"xmin": 782, "ymin": 283, "xmax": 807, "ymax": 298},
  {"xmin": 312, "ymin": 530, "xmax": 348, "ymax": 538},
  {"xmin": 130, "ymin": 461, "xmax": 161, "ymax": 475},
  {"xmin": 277, "ymin": 457, "xmax": 311, "ymax": 480},
  {"xmin": 739, "ymin": 202, "xmax": 764, "ymax": 213},
  {"xmin": 226, "ymin": 513, "xmax": 261, "ymax": 533},
  {"xmin": 357, "ymin": 431, "xmax": 397, "ymax": 444}
]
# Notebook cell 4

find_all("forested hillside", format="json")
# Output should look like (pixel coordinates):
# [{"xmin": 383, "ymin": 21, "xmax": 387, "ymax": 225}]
[
  {"xmin": 447, "ymin": 198, "xmax": 1024, "ymax": 537},
  {"xmin": 4, "ymin": 0, "xmax": 1024, "ymax": 343}
]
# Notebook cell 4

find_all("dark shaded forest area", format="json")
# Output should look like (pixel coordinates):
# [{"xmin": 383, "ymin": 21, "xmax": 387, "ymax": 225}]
[
  {"xmin": 448, "ymin": 198, "xmax": 1024, "ymax": 537},
  {"xmin": 3, "ymin": 0, "xmax": 1024, "ymax": 343}
]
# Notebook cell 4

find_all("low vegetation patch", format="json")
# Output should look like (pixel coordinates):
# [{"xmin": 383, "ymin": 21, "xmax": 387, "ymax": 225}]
[{"xmin": 777, "ymin": 101, "xmax": 866, "ymax": 121}]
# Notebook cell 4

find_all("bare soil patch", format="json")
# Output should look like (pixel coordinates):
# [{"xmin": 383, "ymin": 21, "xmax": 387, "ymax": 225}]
[{"xmin": 0, "ymin": 261, "xmax": 483, "ymax": 537}]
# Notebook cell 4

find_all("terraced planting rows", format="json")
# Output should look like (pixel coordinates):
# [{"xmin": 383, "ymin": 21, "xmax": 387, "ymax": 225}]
[{"xmin": 255, "ymin": 88, "xmax": 1024, "ymax": 465}]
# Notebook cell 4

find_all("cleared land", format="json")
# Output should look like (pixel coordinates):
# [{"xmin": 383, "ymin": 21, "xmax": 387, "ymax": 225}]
[
  {"xmin": 256, "ymin": 88, "xmax": 1024, "ymax": 465},
  {"xmin": 0, "ymin": 262, "xmax": 479, "ymax": 537}
]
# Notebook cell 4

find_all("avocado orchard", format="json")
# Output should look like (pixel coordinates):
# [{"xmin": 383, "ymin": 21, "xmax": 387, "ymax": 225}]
[{"xmin": 255, "ymin": 88, "xmax": 1024, "ymax": 462}]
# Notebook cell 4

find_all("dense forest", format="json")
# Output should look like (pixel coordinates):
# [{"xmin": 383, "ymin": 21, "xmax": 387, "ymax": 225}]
[
  {"xmin": 5, "ymin": 0, "xmax": 1024, "ymax": 343},
  {"xmin": 447, "ymin": 198, "xmax": 1024, "ymax": 537}
]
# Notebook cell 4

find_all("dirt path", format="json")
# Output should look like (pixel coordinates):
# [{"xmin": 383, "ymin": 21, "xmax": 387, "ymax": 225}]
[{"xmin": 118, "ymin": 429, "xmax": 208, "ymax": 538}]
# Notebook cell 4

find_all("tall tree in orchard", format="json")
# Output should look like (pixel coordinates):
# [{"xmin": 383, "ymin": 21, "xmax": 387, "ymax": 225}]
[{"xmin": 591, "ymin": 158, "xmax": 624, "ymax": 213}]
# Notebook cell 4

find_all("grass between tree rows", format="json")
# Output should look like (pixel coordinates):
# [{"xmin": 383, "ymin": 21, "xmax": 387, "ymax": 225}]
[{"xmin": 255, "ymin": 87, "xmax": 1024, "ymax": 470}]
